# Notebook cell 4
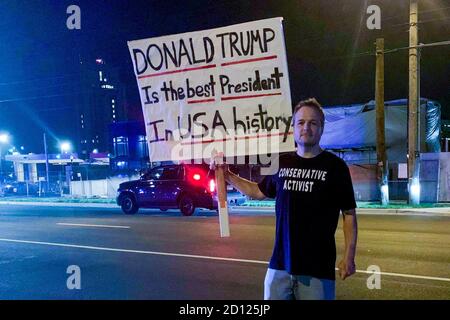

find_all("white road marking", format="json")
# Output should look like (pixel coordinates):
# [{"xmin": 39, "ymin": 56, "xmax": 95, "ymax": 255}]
[
  {"xmin": 57, "ymin": 223, "xmax": 130, "ymax": 229},
  {"xmin": 350, "ymin": 268, "xmax": 450, "ymax": 282},
  {"xmin": 0, "ymin": 238, "xmax": 449, "ymax": 283},
  {"xmin": 0, "ymin": 238, "xmax": 266, "ymax": 264}
]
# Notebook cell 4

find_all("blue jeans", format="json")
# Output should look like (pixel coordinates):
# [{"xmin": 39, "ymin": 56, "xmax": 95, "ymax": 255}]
[{"xmin": 264, "ymin": 268, "xmax": 335, "ymax": 300}]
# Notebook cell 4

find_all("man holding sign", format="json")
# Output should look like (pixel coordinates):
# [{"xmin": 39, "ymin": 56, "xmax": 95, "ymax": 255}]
[
  {"xmin": 128, "ymin": 17, "xmax": 296, "ymax": 237},
  {"xmin": 211, "ymin": 98, "xmax": 358, "ymax": 300}
]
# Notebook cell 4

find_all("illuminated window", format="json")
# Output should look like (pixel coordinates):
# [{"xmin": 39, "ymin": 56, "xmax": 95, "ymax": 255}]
[
  {"xmin": 99, "ymin": 71, "xmax": 103, "ymax": 82},
  {"xmin": 113, "ymin": 136, "xmax": 128, "ymax": 156},
  {"xmin": 137, "ymin": 135, "xmax": 148, "ymax": 158}
]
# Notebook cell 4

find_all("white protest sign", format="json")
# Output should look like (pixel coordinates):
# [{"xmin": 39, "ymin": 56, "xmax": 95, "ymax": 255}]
[{"xmin": 128, "ymin": 17, "xmax": 295, "ymax": 162}]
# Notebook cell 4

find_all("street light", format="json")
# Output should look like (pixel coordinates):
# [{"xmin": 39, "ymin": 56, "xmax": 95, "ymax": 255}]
[
  {"xmin": 409, "ymin": 177, "xmax": 421, "ymax": 204},
  {"xmin": 58, "ymin": 141, "xmax": 73, "ymax": 195},
  {"xmin": 0, "ymin": 134, "xmax": 9, "ymax": 144},
  {"xmin": 0, "ymin": 133, "xmax": 10, "ymax": 180},
  {"xmin": 60, "ymin": 141, "xmax": 72, "ymax": 154}
]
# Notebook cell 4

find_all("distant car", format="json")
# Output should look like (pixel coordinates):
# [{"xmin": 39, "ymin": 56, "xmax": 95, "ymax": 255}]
[
  {"xmin": 226, "ymin": 191, "xmax": 247, "ymax": 206},
  {"xmin": 116, "ymin": 164, "xmax": 218, "ymax": 216},
  {"xmin": 2, "ymin": 183, "xmax": 18, "ymax": 195},
  {"xmin": 1, "ymin": 181, "xmax": 39, "ymax": 196}
]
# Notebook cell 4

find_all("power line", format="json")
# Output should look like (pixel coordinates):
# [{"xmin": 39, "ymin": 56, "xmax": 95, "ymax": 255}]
[
  {"xmin": 383, "ymin": 40, "xmax": 450, "ymax": 54},
  {"xmin": 37, "ymin": 106, "xmax": 76, "ymax": 112},
  {"xmin": 0, "ymin": 82, "xmax": 75, "ymax": 96},
  {"xmin": 0, "ymin": 74, "xmax": 81, "ymax": 86},
  {"xmin": 382, "ymin": 4, "xmax": 450, "ymax": 21},
  {"xmin": 304, "ymin": 39, "xmax": 450, "ymax": 62},
  {"xmin": 308, "ymin": 50, "xmax": 374, "ymax": 62},
  {"xmin": 418, "ymin": 16, "xmax": 450, "ymax": 24},
  {"xmin": 390, "ymin": 16, "xmax": 450, "ymax": 27},
  {"xmin": 0, "ymin": 64, "xmax": 126, "ymax": 87},
  {"xmin": 0, "ymin": 92, "xmax": 84, "ymax": 104},
  {"xmin": 418, "ymin": 5, "xmax": 450, "ymax": 15}
]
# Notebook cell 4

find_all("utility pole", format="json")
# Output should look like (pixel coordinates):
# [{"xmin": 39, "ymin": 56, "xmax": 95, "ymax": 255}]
[
  {"xmin": 375, "ymin": 38, "xmax": 388, "ymax": 205},
  {"xmin": 408, "ymin": 0, "xmax": 420, "ymax": 205},
  {"xmin": 43, "ymin": 132, "xmax": 50, "ymax": 193}
]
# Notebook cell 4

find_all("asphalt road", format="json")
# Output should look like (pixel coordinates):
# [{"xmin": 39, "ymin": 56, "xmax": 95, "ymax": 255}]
[{"xmin": 0, "ymin": 204, "xmax": 449, "ymax": 300}]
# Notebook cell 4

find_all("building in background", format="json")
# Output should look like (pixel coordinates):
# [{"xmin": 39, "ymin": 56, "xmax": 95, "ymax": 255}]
[
  {"xmin": 109, "ymin": 120, "xmax": 150, "ymax": 175},
  {"xmin": 320, "ymin": 98, "xmax": 441, "ymax": 164},
  {"xmin": 76, "ymin": 58, "xmax": 126, "ymax": 159},
  {"xmin": 320, "ymin": 98, "xmax": 442, "ymax": 201},
  {"xmin": 3, "ymin": 151, "xmax": 111, "ymax": 196},
  {"xmin": 0, "ymin": 57, "xmax": 127, "ymax": 162},
  {"xmin": 107, "ymin": 98, "xmax": 446, "ymax": 202}
]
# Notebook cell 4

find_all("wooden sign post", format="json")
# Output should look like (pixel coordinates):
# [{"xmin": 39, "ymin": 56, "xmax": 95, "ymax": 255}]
[{"xmin": 215, "ymin": 165, "xmax": 230, "ymax": 237}]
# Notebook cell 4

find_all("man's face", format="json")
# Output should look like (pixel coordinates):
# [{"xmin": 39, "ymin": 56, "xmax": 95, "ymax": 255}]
[{"xmin": 293, "ymin": 106, "xmax": 324, "ymax": 147}]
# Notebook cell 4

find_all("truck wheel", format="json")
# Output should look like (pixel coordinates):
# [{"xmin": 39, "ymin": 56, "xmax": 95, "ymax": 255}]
[
  {"xmin": 179, "ymin": 195, "xmax": 195, "ymax": 216},
  {"xmin": 121, "ymin": 195, "xmax": 138, "ymax": 215}
]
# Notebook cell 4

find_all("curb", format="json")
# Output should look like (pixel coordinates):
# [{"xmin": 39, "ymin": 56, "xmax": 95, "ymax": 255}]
[
  {"xmin": 0, "ymin": 201, "xmax": 118, "ymax": 209},
  {"xmin": 0, "ymin": 201, "xmax": 449, "ymax": 217},
  {"xmin": 238, "ymin": 207, "xmax": 450, "ymax": 216}
]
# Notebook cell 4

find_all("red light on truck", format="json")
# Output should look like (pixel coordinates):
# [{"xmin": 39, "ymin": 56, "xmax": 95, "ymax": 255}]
[{"xmin": 209, "ymin": 179, "xmax": 216, "ymax": 193}]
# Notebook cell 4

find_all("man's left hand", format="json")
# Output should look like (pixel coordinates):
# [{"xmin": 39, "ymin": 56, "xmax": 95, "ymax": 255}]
[{"xmin": 338, "ymin": 258, "xmax": 356, "ymax": 280}]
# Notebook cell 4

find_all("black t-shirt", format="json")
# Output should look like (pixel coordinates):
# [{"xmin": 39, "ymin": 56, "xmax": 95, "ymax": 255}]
[{"xmin": 258, "ymin": 151, "xmax": 357, "ymax": 280}]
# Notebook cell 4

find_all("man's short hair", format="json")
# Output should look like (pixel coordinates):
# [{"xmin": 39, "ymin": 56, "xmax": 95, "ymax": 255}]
[{"xmin": 292, "ymin": 98, "xmax": 325, "ymax": 128}]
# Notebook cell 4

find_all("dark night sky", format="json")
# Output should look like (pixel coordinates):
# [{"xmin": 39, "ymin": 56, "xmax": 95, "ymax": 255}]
[{"xmin": 0, "ymin": 0, "xmax": 449, "ymax": 153}]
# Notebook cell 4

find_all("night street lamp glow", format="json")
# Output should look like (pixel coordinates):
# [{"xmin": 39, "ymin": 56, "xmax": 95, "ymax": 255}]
[
  {"xmin": 410, "ymin": 179, "xmax": 421, "ymax": 201},
  {"xmin": 0, "ymin": 134, "xmax": 9, "ymax": 144},
  {"xmin": 60, "ymin": 142, "xmax": 72, "ymax": 153},
  {"xmin": 380, "ymin": 181, "xmax": 390, "ymax": 206}
]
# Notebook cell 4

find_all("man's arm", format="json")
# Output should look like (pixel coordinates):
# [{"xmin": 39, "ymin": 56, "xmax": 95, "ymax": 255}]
[
  {"xmin": 210, "ymin": 152, "xmax": 267, "ymax": 200},
  {"xmin": 224, "ymin": 169, "xmax": 267, "ymax": 200},
  {"xmin": 338, "ymin": 209, "xmax": 358, "ymax": 280}
]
